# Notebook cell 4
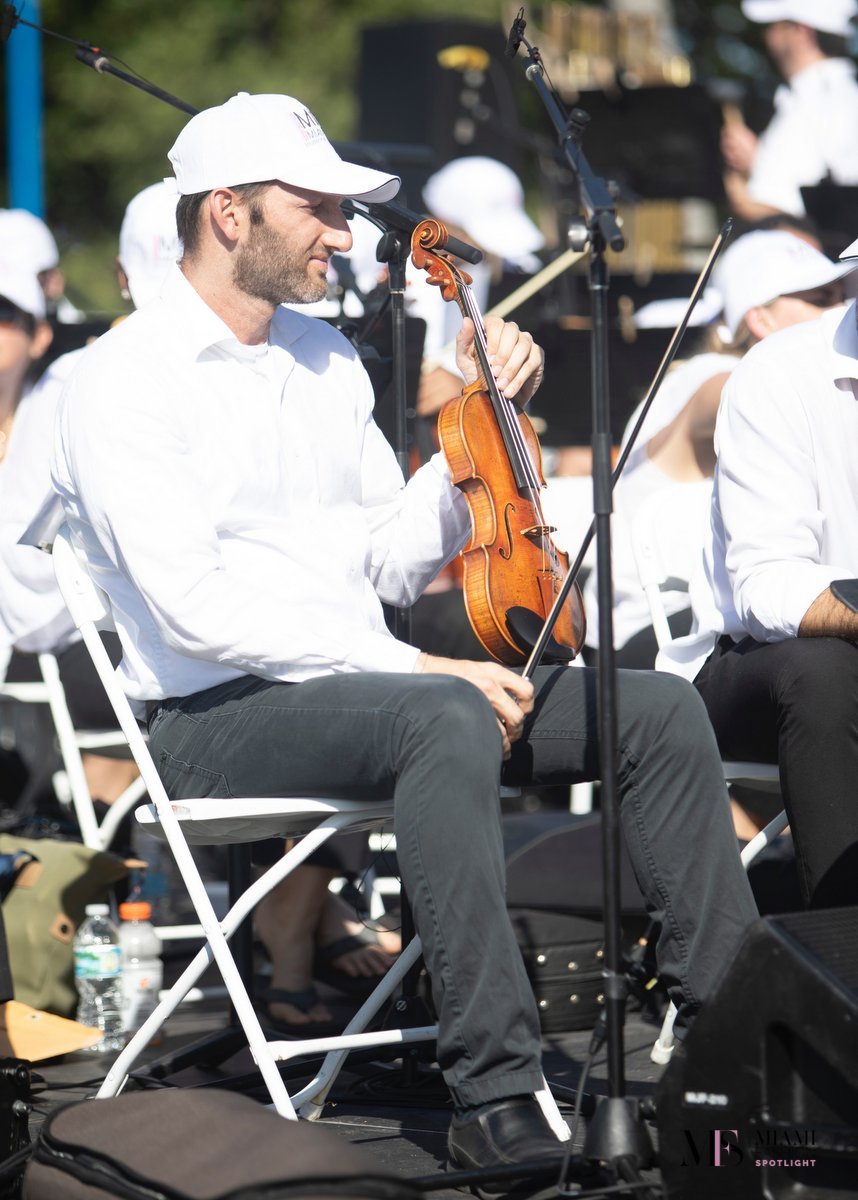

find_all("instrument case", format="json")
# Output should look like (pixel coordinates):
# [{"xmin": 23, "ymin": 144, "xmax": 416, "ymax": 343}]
[{"xmin": 23, "ymin": 1088, "xmax": 419, "ymax": 1200}]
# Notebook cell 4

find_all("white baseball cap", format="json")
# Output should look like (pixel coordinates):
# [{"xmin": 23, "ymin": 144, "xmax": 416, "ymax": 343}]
[
  {"xmin": 0, "ymin": 258, "xmax": 46, "ymax": 319},
  {"xmin": 118, "ymin": 181, "xmax": 182, "ymax": 308},
  {"xmin": 0, "ymin": 209, "xmax": 59, "ymax": 274},
  {"xmin": 422, "ymin": 157, "xmax": 544, "ymax": 263},
  {"xmin": 741, "ymin": 0, "xmax": 858, "ymax": 36},
  {"xmin": 714, "ymin": 230, "xmax": 855, "ymax": 336},
  {"xmin": 167, "ymin": 93, "xmax": 400, "ymax": 203}
]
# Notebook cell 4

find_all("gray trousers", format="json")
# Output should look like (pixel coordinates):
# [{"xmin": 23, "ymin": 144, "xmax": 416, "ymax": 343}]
[{"xmin": 148, "ymin": 665, "xmax": 757, "ymax": 1108}]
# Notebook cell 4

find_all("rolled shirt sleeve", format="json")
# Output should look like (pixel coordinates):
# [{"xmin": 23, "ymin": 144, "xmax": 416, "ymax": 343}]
[{"xmin": 715, "ymin": 313, "xmax": 858, "ymax": 641}]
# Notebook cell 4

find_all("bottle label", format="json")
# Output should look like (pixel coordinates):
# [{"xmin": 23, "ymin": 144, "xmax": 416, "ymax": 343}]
[{"xmin": 74, "ymin": 945, "xmax": 122, "ymax": 979}]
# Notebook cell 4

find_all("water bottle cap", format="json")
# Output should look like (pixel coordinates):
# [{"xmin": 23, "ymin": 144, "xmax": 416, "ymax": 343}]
[
  {"xmin": 119, "ymin": 901, "xmax": 152, "ymax": 921},
  {"xmin": 84, "ymin": 904, "xmax": 110, "ymax": 915}
]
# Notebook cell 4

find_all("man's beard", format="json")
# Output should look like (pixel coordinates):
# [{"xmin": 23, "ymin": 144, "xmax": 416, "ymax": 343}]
[{"xmin": 232, "ymin": 215, "xmax": 328, "ymax": 306}]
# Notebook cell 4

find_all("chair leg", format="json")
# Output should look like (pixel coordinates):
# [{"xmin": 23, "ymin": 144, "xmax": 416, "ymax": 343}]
[
  {"xmin": 650, "ymin": 1003, "xmax": 677, "ymax": 1065},
  {"xmin": 97, "ymin": 816, "xmax": 366, "ymax": 1111},
  {"xmin": 739, "ymin": 809, "xmax": 790, "ymax": 868}
]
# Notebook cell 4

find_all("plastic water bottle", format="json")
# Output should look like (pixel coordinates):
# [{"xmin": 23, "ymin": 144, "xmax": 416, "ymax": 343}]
[
  {"xmin": 73, "ymin": 903, "xmax": 124, "ymax": 1052},
  {"xmin": 118, "ymin": 900, "xmax": 163, "ymax": 1036}
]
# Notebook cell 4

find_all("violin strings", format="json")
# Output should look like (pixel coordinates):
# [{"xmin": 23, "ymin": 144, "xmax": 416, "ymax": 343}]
[{"xmin": 461, "ymin": 280, "xmax": 557, "ymax": 575}]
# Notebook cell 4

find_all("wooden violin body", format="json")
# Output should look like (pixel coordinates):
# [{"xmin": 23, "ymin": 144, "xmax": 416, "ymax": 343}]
[
  {"xmin": 438, "ymin": 381, "xmax": 586, "ymax": 665},
  {"xmin": 411, "ymin": 218, "xmax": 586, "ymax": 666}
]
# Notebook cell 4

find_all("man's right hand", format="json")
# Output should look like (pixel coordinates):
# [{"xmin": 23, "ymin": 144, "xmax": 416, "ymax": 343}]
[
  {"xmin": 414, "ymin": 653, "xmax": 535, "ymax": 759},
  {"xmin": 720, "ymin": 123, "xmax": 758, "ymax": 175}
]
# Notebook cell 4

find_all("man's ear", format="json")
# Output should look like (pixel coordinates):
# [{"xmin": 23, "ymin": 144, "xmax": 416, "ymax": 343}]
[
  {"xmin": 745, "ymin": 304, "xmax": 776, "ymax": 342},
  {"xmin": 207, "ymin": 188, "xmax": 245, "ymax": 245},
  {"xmin": 29, "ymin": 320, "xmax": 53, "ymax": 361}
]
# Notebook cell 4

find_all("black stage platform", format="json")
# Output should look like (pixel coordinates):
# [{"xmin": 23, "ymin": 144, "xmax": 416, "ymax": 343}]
[{"xmin": 24, "ymin": 953, "xmax": 668, "ymax": 1199}]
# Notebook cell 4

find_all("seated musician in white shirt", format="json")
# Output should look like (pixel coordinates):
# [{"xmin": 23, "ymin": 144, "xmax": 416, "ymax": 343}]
[
  {"xmin": 659, "ymin": 231, "xmax": 858, "ymax": 908},
  {"xmin": 51, "ymin": 92, "xmax": 757, "ymax": 1176}
]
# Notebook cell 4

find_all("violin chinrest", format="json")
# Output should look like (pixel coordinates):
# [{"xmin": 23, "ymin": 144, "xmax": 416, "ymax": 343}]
[
  {"xmin": 506, "ymin": 606, "xmax": 577, "ymax": 665},
  {"xmin": 831, "ymin": 579, "xmax": 858, "ymax": 613}
]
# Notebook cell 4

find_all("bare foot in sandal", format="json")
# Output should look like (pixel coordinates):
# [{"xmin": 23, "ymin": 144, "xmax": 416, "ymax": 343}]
[
  {"xmin": 314, "ymin": 892, "xmax": 400, "ymax": 984},
  {"xmin": 254, "ymin": 868, "xmax": 335, "ymax": 1026}
]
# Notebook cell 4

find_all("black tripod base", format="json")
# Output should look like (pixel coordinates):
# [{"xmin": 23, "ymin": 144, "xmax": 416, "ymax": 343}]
[{"xmin": 583, "ymin": 1096, "xmax": 654, "ymax": 1169}]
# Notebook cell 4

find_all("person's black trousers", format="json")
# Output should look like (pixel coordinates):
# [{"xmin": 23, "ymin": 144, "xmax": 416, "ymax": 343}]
[
  {"xmin": 148, "ymin": 664, "xmax": 757, "ymax": 1108},
  {"xmin": 695, "ymin": 634, "xmax": 858, "ymax": 908}
]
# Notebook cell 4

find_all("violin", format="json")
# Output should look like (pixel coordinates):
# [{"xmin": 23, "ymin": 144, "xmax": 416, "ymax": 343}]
[{"xmin": 410, "ymin": 218, "xmax": 586, "ymax": 667}]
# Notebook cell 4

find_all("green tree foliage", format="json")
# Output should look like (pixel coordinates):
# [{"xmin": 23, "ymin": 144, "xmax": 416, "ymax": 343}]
[
  {"xmin": 2, "ymin": 0, "xmax": 785, "ymax": 311},
  {"xmin": 10, "ymin": 0, "xmax": 508, "ymax": 309}
]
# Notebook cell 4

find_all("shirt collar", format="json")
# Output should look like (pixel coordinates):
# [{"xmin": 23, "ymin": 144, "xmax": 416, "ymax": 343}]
[
  {"xmin": 789, "ymin": 57, "xmax": 855, "ymax": 97},
  {"xmin": 161, "ymin": 264, "xmax": 309, "ymax": 362},
  {"xmin": 828, "ymin": 300, "xmax": 858, "ymax": 384}
]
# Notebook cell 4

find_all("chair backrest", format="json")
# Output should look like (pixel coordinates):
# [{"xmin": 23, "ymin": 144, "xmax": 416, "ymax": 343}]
[
  {"xmin": 51, "ymin": 526, "xmax": 171, "ymax": 814},
  {"xmin": 628, "ymin": 480, "xmax": 713, "ymax": 650}
]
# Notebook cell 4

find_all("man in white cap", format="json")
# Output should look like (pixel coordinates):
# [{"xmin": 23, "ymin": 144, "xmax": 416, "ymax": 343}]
[
  {"xmin": 409, "ymin": 155, "xmax": 545, "ymax": 418},
  {"xmin": 0, "ymin": 209, "xmax": 82, "ymax": 323},
  {"xmin": 51, "ymin": 93, "xmax": 758, "ymax": 1175},
  {"xmin": 657, "ymin": 224, "xmax": 858, "ymax": 908},
  {"xmin": 721, "ymin": 0, "xmax": 858, "ymax": 218},
  {"xmin": 0, "ymin": 182, "xmax": 182, "ymax": 815},
  {"xmin": 585, "ymin": 228, "xmax": 855, "ymax": 671}
]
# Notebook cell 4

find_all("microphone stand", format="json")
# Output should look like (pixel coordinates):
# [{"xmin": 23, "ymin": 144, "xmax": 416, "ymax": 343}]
[{"xmin": 507, "ymin": 11, "xmax": 646, "ymax": 1171}]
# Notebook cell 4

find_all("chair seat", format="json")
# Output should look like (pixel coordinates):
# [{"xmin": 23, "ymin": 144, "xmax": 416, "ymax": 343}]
[{"xmin": 135, "ymin": 796, "xmax": 394, "ymax": 845}]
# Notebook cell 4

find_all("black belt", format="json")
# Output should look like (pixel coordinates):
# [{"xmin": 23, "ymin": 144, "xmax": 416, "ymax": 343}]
[{"xmin": 144, "ymin": 700, "xmax": 162, "ymax": 721}]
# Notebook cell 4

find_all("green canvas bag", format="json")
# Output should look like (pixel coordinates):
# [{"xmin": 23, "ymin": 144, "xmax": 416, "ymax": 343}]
[{"xmin": 0, "ymin": 835, "xmax": 128, "ymax": 1017}]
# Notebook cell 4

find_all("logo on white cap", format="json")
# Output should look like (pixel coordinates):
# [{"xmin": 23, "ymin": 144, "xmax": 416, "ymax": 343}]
[{"xmin": 292, "ymin": 108, "xmax": 325, "ymax": 147}]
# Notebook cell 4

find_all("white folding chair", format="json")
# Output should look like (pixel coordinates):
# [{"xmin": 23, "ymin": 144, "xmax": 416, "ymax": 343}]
[
  {"xmin": 629, "ymin": 485, "xmax": 789, "ymax": 1064},
  {"xmin": 0, "ymin": 651, "xmax": 147, "ymax": 852},
  {"xmin": 51, "ymin": 524, "xmax": 570, "ymax": 1133}
]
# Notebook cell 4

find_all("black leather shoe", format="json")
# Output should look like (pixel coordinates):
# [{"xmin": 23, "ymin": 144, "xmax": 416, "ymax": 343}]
[{"xmin": 448, "ymin": 1097, "xmax": 565, "ymax": 1192}]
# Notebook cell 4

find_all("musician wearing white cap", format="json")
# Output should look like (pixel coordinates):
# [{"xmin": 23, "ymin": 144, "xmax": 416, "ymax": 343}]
[
  {"xmin": 722, "ymin": 0, "xmax": 858, "ymax": 219},
  {"xmin": 658, "ymin": 228, "xmax": 858, "ymax": 909},
  {"xmin": 50, "ymin": 93, "xmax": 759, "ymax": 1175},
  {"xmin": 0, "ymin": 209, "xmax": 83, "ymax": 323},
  {"xmin": 407, "ymin": 155, "xmax": 546, "ymax": 420},
  {"xmin": 0, "ymin": 183, "xmax": 181, "ymax": 816},
  {"xmin": 584, "ymin": 229, "xmax": 856, "ymax": 675}
]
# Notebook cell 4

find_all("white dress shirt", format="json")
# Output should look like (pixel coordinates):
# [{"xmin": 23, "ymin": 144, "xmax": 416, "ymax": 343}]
[
  {"xmin": 748, "ymin": 58, "xmax": 858, "ymax": 216},
  {"xmin": 51, "ymin": 266, "xmax": 471, "ymax": 714},
  {"xmin": 658, "ymin": 303, "xmax": 858, "ymax": 681},
  {"xmin": 583, "ymin": 353, "xmax": 738, "ymax": 651},
  {"xmin": 0, "ymin": 350, "xmax": 85, "ymax": 680}
]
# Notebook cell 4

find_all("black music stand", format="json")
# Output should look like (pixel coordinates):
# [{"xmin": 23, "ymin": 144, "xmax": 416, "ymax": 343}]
[
  {"xmin": 801, "ymin": 183, "xmax": 858, "ymax": 262},
  {"xmin": 562, "ymin": 83, "xmax": 725, "ymax": 203}
]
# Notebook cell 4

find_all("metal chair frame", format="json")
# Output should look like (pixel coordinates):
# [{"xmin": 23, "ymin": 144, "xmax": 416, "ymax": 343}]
[{"xmin": 52, "ymin": 523, "xmax": 569, "ymax": 1132}]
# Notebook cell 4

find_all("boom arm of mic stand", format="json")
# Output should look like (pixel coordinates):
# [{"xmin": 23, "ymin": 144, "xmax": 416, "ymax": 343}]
[
  {"xmin": 75, "ymin": 47, "xmax": 199, "ymax": 115},
  {"xmin": 523, "ymin": 218, "xmax": 733, "ymax": 679}
]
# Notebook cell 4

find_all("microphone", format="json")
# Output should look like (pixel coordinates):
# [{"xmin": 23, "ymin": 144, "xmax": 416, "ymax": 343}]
[
  {"xmin": 344, "ymin": 198, "xmax": 483, "ymax": 265},
  {"xmin": 1, "ymin": 4, "xmax": 20, "ymax": 43},
  {"xmin": 505, "ymin": 6, "xmax": 527, "ymax": 58}
]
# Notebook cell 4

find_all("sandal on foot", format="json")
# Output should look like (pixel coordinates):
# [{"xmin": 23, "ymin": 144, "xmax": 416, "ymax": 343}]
[
  {"xmin": 258, "ymin": 986, "xmax": 340, "ymax": 1036},
  {"xmin": 312, "ymin": 929, "xmax": 395, "ymax": 997}
]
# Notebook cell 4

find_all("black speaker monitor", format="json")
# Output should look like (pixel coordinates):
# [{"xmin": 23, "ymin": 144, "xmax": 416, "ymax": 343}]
[
  {"xmin": 358, "ymin": 20, "xmax": 524, "ymax": 204},
  {"xmin": 657, "ymin": 907, "xmax": 858, "ymax": 1198}
]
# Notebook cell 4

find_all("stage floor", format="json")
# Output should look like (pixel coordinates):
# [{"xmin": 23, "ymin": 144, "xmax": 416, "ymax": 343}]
[{"xmin": 26, "ymin": 955, "xmax": 670, "ymax": 1199}]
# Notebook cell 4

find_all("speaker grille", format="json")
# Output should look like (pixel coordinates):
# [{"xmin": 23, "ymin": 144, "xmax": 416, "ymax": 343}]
[{"xmin": 775, "ymin": 908, "xmax": 858, "ymax": 992}]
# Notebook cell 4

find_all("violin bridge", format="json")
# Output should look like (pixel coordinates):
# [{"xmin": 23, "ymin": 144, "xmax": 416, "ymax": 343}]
[{"xmin": 521, "ymin": 525, "xmax": 557, "ymax": 541}]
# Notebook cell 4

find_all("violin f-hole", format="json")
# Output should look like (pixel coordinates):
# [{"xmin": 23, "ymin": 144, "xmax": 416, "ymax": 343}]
[{"xmin": 499, "ymin": 503, "xmax": 516, "ymax": 560}]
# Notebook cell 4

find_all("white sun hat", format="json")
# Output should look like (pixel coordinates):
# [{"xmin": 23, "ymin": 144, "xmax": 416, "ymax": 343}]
[
  {"xmin": 118, "ymin": 181, "xmax": 182, "ymax": 308},
  {"xmin": 741, "ymin": 0, "xmax": 858, "ymax": 36},
  {"xmin": 167, "ymin": 93, "xmax": 400, "ymax": 203},
  {"xmin": 422, "ymin": 157, "xmax": 544, "ymax": 265},
  {"xmin": 0, "ymin": 209, "xmax": 59, "ymax": 274},
  {"xmin": 0, "ymin": 258, "xmax": 46, "ymax": 319},
  {"xmin": 714, "ymin": 230, "xmax": 856, "ymax": 336}
]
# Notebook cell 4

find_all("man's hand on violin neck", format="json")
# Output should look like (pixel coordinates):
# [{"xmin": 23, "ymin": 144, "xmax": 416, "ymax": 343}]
[
  {"xmin": 414, "ymin": 652, "xmax": 535, "ymax": 759},
  {"xmin": 456, "ymin": 316, "xmax": 545, "ymax": 409}
]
